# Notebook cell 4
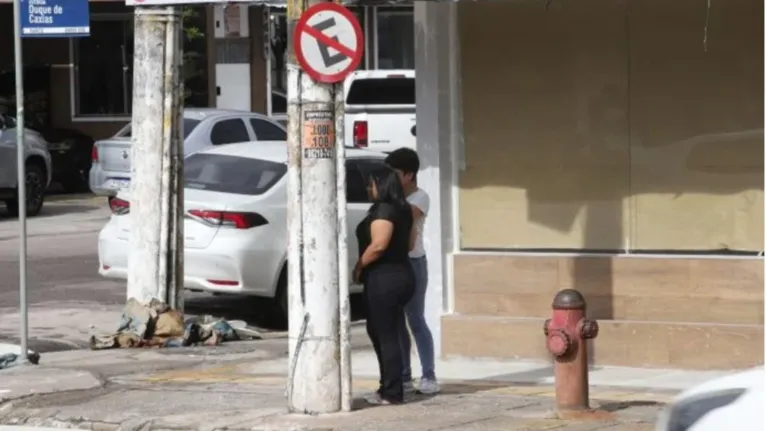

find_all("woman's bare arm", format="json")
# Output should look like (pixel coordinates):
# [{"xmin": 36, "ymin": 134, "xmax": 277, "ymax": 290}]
[
  {"xmin": 359, "ymin": 219, "xmax": 394, "ymax": 268},
  {"xmin": 409, "ymin": 203, "xmax": 424, "ymax": 251}
]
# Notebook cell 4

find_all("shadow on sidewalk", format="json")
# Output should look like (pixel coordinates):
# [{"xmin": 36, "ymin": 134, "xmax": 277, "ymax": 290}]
[
  {"xmin": 598, "ymin": 400, "xmax": 663, "ymax": 411},
  {"xmin": 184, "ymin": 293, "xmax": 368, "ymax": 332}
]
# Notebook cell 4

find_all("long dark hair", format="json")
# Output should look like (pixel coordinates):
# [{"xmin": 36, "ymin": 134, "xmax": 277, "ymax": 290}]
[{"xmin": 367, "ymin": 165, "xmax": 409, "ymax": 213}]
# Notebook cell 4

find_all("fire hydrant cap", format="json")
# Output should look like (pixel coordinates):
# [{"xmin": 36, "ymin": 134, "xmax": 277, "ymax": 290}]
[
  {"xmin": 552, "ymin": 289, "xmax": 586, "ymax": 310},
  {"xmin": 547, "ymin": 331, "xmax": 570, "ymax": 356}
]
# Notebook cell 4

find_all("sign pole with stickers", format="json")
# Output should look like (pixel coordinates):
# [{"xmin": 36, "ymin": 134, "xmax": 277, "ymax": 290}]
[{"xmin": 286, "ymin": 0, "xmax": 363, "ymax": 415}]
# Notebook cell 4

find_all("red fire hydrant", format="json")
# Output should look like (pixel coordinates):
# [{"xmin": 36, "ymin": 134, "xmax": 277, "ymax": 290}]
[{"xmin": 543, "ymin": 289, "xmax": 599, "ymax": 412}]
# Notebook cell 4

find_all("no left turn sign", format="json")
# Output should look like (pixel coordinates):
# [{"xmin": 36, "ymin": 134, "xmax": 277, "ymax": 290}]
[{"xmin": 294, "ymin": 2, "xmax": 364, "ymax": 84}]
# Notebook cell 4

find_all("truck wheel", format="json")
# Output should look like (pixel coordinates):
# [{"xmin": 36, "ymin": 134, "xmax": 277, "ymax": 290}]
[{"xmin": 5, "ymin": 164, "xmax": 46, "ymax": 217}]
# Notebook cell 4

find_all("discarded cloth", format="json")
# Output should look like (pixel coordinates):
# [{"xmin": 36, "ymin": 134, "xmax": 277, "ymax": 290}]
[
  {"xmin": 0, "ymin": 351, "xmax": 40, "ymax": 370},
  {"xmin": 90, "ymin": 298, "xmax": 244, "ymax": 350}
]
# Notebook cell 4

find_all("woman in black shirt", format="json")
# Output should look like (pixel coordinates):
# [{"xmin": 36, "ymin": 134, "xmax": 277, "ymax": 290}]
[{"xmin": 353, "ymin": 165, "xmax": 416, "ymax": 405}]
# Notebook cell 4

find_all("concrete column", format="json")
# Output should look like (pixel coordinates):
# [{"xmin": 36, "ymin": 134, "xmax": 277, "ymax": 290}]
[
  {"xmin": 127, "ymin": 7, "xmax": 184, "ymax": 310},
  {"xmin": 414, "ymin": 1, "xmax": 462, "ymax": 358}
]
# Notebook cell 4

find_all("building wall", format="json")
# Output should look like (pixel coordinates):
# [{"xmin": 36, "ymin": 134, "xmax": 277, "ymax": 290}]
[
  {"xmin": 443, "ymin": 0, "xmax": 764, "ymax": 369},
  {"xmin": 0, "ymin": 2, "xmax": 211, "ymax": 141},
  {"xmin": 457, "ymin": 0, "xmax": 763, "ymax": 253}
]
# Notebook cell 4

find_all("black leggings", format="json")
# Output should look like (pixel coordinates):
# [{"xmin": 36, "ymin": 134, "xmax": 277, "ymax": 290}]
[{"xmin": 363, "ymin": 263, "xmax": 415, "ymax": 403}]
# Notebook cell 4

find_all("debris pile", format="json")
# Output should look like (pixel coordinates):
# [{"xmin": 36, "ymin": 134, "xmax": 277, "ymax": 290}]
[
  {"xmin": 0, "ymin": 347, "xmax": 39, "ymax": 370},
  {"xmin": 90, "ymin": 298, "xmax": 249, "ymax": 350}
]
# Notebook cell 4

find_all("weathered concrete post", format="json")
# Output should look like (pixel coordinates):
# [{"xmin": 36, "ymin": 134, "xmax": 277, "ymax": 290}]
[
  {"xmin": 127, "ymin": 6, "xmax": 184, "ymax": 310},
  {"xmin": 285, "ymin": 0, "xmax": 342, "ymax": 414}
]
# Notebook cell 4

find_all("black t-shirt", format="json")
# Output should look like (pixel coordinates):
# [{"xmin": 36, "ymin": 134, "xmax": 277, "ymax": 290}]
[{"xmin": 355, "ymin": 202, "xmax": 413, "ymax": 268}]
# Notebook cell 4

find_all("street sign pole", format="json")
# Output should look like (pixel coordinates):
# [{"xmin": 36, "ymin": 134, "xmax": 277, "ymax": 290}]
[
  {"xmin": 12, "ymin": 0, "xmax": 28, "ymax": 364},
  {"xmin": 126, "ymin": 5, "xmax": 184, "ymax": 311},
  {"xmin": 14, "ymin": 0, "xmax": 91, "ymax": 364},
  {"xmin": 286, "ymin": 0, "xmax": 362, "ymax": 414}
]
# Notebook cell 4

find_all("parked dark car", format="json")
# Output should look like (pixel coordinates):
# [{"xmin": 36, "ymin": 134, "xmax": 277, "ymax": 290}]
[{"xmin": 40, "ymin": 128, "xmax": 95, "ymax": 193}]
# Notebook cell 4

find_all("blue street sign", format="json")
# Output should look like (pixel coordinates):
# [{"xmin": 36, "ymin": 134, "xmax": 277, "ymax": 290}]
[{"xmin": 20, "ymin": 0, "xmax": 90, "ymax": 38}]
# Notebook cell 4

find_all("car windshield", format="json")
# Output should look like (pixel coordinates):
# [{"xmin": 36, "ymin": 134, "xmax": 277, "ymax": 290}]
[
  {"xmin": 116, "ymin": 118, "xmax": 201, "ymax": 139},
  {"xmin": 184, "ymin": 153, "xmax": 286, "ymax": 196}
]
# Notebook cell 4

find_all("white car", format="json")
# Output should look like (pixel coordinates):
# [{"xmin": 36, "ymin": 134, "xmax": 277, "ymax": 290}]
[
  {"xmin": 655, "ymin": 366, "xmax": 764, "ymax": 431},
  {"xmin": 98, "ymin": 141, "xmax": 387, "ymax": 320},
  {"xmin": 89, "ymin": 109, "xmax": 287, "ymax": 198}
]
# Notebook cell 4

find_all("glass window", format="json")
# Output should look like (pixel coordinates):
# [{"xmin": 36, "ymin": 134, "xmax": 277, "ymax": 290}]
[
  {"xmin": 345, "ymin": 77, "xmax": 415, "ymax": 105},
  {"xmin": 185, "ymin": 154, "xmax": 287, "ymax": 195},
  {"xmin": 345, "ymin": 161, "xmax": 369, "ymax": 203},
  {"xmin": 73, "ymin": 18, "xmax": 134, "ymax": 117},
  {"xmin": 116, "ymin": 118, "xmax": 201, "ymax": 140},
  {"xmin": 210, "ymin": 119, "xmax": 250, "ymax": 145},
  {"xmin": 72, "ymin": 8, "xmax": 209, "ymax": 118},
  {"xmin": 269, "ymin": 9, "xmax": 366, "ymax": 117},
  {"xmin": 250, "ymin": 118, "xmax": 287, "ymax": 141},
  {"xmin": 346, "ymin": 158, "xmax": 386, "ymax": 203},
  {"xmin": 375, "ymin": 9, "xmax": 414, "ymax": 69}
]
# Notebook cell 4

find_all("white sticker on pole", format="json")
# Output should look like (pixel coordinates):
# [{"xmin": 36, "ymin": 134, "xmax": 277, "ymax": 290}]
[{"xmin": 294, "ymin": 2, "xmax": 364, "ymax": 84}]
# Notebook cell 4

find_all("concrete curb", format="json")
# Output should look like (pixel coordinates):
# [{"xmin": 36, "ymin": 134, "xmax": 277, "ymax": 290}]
[
  {"xmin": 45, "ymin": 194, "xmax": 101, "ymax": 203},
  {"xmin": 0, "ymin": 427, "xmax": 90, "ymax": 431}
]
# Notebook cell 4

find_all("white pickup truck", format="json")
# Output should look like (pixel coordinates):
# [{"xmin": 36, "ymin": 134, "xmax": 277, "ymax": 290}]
[{"xmin": 343, "ymin": 70, "xmax": 415, "ymax": 153}]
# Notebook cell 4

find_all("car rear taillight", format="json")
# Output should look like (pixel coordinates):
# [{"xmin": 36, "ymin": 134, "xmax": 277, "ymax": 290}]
[
  {"xmin": 109, "ymin": 197, "xmax": 130, "ymax": 215},
  {"xmin": 353, "ymin": 121, "xmax": 368, "ymax": 148},
  {"xmin": 188, "ymin": 210, "xmax": 268, "ymax": 229},
  {"xmin": 92, "ymin": 145, "xmax": 99, "ymax": 162},
  {"xmin": 207, "ymin": 279, "xmax": 240, "ymax": 286}
]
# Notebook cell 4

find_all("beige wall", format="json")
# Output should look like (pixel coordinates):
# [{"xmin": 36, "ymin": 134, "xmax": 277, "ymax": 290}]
[{"xmin": 458, "ymin": 0, "xmax": 764, "ymax": 252}]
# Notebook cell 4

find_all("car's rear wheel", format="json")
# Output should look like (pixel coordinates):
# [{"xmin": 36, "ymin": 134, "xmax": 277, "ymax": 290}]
[
  {"xmin": 272, "ymin": 267, "xmax": 288, "ymax": 327},
  {"xmin": 5, "ymin": 163, "xmax": 46, "ymax": 217}
]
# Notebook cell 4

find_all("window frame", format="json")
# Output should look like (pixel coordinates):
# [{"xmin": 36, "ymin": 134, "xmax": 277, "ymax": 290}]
[
  {"xmin": 69, "ymin": 13, "xmax": 134, "ymax": 122},
  {"xmin": 372, "ymin": 6, "xmax": 414, "ymax": 70}
]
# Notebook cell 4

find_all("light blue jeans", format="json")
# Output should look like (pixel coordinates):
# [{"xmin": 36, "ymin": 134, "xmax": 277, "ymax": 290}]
[{"xmin": 399, "ymin": 256, "xmax": 436, "ymax": 381}]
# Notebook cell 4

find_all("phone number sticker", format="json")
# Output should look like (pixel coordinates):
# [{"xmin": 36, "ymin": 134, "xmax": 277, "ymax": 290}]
[{"xmin": 302, "ymin": 110, "xmax": 336, "ymax": 159}]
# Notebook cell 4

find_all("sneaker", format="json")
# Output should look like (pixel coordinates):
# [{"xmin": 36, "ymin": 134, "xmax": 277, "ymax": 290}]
[
  {"xmin": 418, "ymin": 378, "xmax": 441, "ymax": 395},
  {"xmin": 403, "ymin": 380, "xmax": 416, "ymax": 393},
  {"xmin": 364, "ymin": 392, "xmax": 391, "ymax": 405}
]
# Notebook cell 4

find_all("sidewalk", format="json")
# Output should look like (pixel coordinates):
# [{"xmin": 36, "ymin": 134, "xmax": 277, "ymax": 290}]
[{"xmin": 0, "ymin": 344, "xmax": 732, "ymax": 431}]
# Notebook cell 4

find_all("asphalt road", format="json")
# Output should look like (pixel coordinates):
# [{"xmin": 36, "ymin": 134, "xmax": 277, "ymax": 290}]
[{"xmin": 0, "ymin": 195, "xmax": 367, "ymax": 354}]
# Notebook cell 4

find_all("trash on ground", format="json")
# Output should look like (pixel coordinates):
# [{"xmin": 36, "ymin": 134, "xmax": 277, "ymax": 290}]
[
  {"xmin": 89, "ymin": 298, "xmax": 260, "ymax": 350},
  {"xmin": 0, "ymin": 345, "xmax": 40, "ymax": 370}
]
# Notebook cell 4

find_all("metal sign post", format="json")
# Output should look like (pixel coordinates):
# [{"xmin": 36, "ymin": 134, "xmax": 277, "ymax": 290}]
[
  {"xmin": 12, "ymin": 0, "xmax": 28, "ymax": 364},
  {"xmin": 12, "ymin": 0, "xmax": 91, "ymax": 363}
]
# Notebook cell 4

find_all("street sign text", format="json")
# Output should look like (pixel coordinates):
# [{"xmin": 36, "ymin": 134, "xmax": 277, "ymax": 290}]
[{"xmin": 21, "ymin": 0, "xmax": 90, "ymax": 38}]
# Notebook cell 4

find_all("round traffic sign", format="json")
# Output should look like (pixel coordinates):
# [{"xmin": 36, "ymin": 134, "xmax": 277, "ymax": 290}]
[{"xmin": 294, "ymin": 2, "xmax": 364, "ymax": 84}]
